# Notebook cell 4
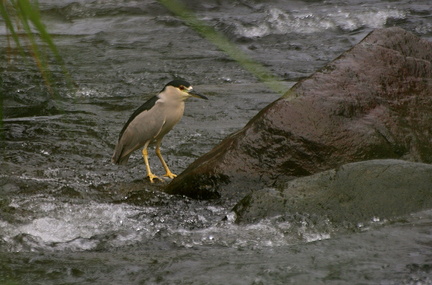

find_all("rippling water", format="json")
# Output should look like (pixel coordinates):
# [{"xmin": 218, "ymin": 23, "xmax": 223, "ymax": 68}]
[{"xmin": 1, "ymin": 0, "xmax": 432, "ymax": 284}]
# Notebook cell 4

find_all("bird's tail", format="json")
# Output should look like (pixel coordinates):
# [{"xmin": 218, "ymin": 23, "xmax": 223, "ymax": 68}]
[{"xmin": 112, "ymin": 144, "xmax": 130, "ymax": 165}]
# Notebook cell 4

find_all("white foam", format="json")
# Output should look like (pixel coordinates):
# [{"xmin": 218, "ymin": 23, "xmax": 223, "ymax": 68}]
[
  {"xmin": 7, "ymin": 198, "xmax": 147, "ymax": 250},
  {"xmin": 235, "ymin": 7, "xmax": 406, "ymax": 38},
  {"xmin": 3, "ymin": 196, "xmax": 335, "ymax": 252}
]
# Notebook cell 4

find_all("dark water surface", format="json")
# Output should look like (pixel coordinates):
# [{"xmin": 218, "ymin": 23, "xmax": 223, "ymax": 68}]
[{"xmin": 1, "ymin": 0, "xmax": 432, "ymax": 284}]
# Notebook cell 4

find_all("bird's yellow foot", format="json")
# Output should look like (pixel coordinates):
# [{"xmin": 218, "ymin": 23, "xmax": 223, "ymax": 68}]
[
  {"xmin": 147, "ymin": 173, "xmax": 163, "ymax": 183},
  {"xmin": 163, "ymin": 171, "xmax": 177, "ymax": 179}
]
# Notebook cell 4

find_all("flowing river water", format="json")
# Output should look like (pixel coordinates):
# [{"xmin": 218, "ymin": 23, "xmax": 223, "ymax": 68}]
[{"xmin": 1, "ymin": 0, "xmax": 432, "ymax": 284}]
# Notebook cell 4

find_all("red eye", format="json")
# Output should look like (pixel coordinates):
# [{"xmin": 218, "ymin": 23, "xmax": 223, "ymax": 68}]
[{"xmin": 179, "ymin": 85, "xmax": 186, "ymax": 91}]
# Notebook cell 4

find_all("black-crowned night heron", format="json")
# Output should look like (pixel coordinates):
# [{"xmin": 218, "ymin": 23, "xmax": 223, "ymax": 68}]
[{"xmin": 112, "ymin": 80, "xmax": 208, "ymax": 182}]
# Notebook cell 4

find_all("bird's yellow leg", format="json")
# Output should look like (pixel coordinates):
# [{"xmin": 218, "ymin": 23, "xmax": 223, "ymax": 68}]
[
  {"xmin": 142, "ymin": 146, "xmax": 162, "ymax": 183},
  {"xmin": 155, "ymin": 143, "xmax": 177, "ymax": 179}
]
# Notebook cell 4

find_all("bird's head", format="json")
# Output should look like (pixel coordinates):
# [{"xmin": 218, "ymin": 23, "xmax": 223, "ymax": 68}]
[{"xmin": 162, "ymin": 80, "xmax": 208, "ymax": 101}]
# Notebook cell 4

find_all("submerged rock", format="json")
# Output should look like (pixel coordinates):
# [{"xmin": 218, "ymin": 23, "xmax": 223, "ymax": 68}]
[
  {"xmin": 232, "ymin": 160, "xmax": 432, "ymax": 224},
  {"xmin": 166, "ymin": 27, "xmax": 432, "ymax": 200}
]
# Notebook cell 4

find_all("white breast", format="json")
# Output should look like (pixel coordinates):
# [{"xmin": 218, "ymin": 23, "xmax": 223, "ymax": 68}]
[{"xmin": 153, "ymin": 100, "xmax": 185, "ymax": 140}]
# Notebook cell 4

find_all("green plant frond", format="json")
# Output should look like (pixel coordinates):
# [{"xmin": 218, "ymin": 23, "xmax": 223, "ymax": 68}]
[
  {"xmin": 17, "ymin": 0, "xmax": 64, "ymax": 65},
  {"xmin": 1, "ymin": 0, "xmax": 73, "ymax": 97},
  {"xmin": 13, "ymin": 0, "xmax": 55, "ymax": 94},
  {"xmin": 0, "ymin": 1, "xmax": 24, "ymax": 53},
  {"xmin": 158, "ymin": 0, "xmax": 287, "ymax": 95}
]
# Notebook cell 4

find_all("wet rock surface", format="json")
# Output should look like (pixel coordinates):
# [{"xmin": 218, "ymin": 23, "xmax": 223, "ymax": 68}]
[
  {"xmin": 166, "ymin": 27, "xmax": 432, "ymax": 201},
  {"xmin": 232, "ymin": 159, "xmax": 432, "ymax": 224}
]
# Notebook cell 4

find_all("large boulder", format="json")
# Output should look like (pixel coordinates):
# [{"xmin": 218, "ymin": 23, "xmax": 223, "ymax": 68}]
[
  {"xmin": 166, "ymin": 27, "xmax": 432, "ymax": 200},
  {"xmin": 232, "ymin": 159, "xmax": 432, "ymax": 224}
]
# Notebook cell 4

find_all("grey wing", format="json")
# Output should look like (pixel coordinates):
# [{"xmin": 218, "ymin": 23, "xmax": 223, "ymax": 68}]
[
  {"xmin": 112, "ymin": 97, "xmax": 165, "ymax": 164},
  {"xmin": 117, "ymin": 96, "xmax": 159, "ymax": 140}
]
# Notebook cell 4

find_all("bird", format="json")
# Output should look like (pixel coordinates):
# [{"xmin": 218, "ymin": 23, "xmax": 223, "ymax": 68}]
[{"xmin": 112, "ymin": 80, "xmax": 208, "ymax": 183}]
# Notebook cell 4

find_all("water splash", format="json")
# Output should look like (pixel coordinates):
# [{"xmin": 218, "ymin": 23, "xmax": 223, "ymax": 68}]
[
  {"xmin": 233, "ymin": 6, "xmax": 406, "ymax": 38},
  {"xmin": 0, "ymin": 194, "xmax": 339, "ymax": 252}
]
